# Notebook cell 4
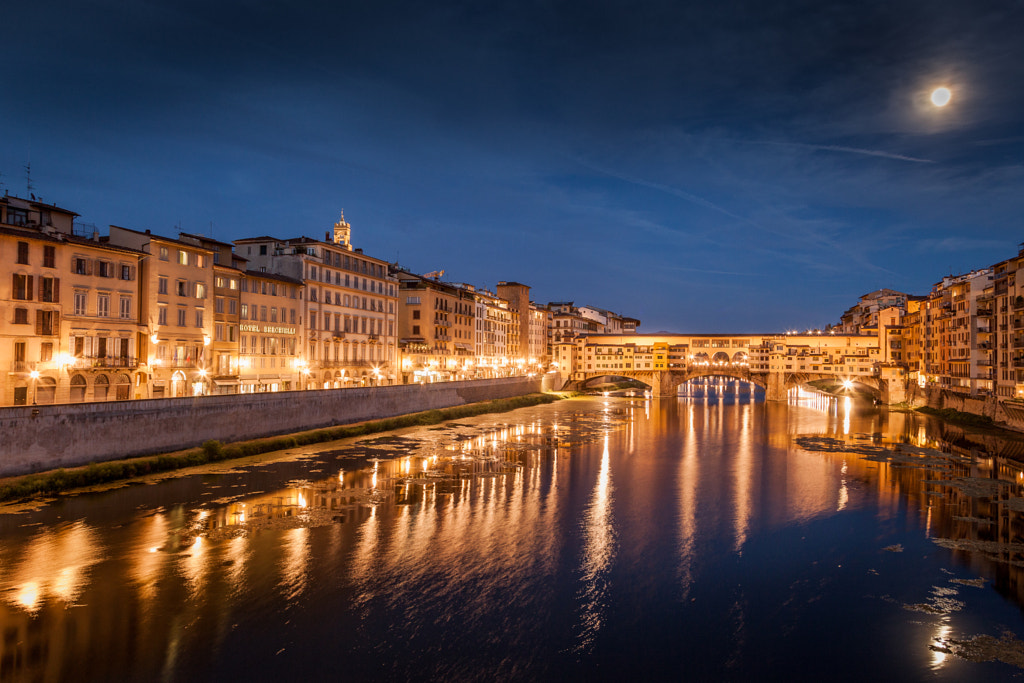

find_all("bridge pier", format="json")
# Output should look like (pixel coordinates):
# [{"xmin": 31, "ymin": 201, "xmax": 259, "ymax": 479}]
[
  {"xmin": 648, "ymin": 372, "xmax": 682, "ymax": 398},
  {"xmin": 766, "ymin": 372, "xmax": 787, "ymax": 402}
]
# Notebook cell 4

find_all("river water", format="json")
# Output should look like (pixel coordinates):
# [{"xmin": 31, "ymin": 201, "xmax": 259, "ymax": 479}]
[{"xmin": 4, "ymin": 383, "xmax": 1024, "ymax": 681}]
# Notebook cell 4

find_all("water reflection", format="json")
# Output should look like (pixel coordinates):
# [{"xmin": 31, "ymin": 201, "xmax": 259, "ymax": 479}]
[
  {"xmin": 4, "ymin": 397, "xmax": 1024, "ymax": 679},
  {"xmin": 575, "ymin": 435, "xmax": 616, "ymax": 653}
]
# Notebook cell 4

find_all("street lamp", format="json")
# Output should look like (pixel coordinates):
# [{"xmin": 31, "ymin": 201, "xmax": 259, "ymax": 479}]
[{"xmin": 29, "ymin": 370, "xmax": 40, "ymax": 405}]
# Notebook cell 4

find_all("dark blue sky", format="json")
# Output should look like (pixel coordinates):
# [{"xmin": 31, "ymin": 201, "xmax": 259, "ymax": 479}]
[{"xmin": 3, "ymin": 0, "xmax": 1023, "ymax": 332}]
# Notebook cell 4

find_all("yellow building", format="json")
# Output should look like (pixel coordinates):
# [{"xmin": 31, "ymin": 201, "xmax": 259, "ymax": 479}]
[
  {"xmin": 238, "ymin": 270, "xmax": 304, "ymax": 392},
  {"xmin": 1, "ymin": 196, "xmax": 147, "ymax": 405},
  {"xmin": 107, "ymin": 226, "xmax": 215, "ymax": 398}
]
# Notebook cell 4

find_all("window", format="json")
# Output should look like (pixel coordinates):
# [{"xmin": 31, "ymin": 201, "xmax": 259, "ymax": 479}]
[
  {"xmin": 178, "ymin": 250, "xmax": 188, "ymax": 265},
  {"xmin": 158, "ymin": 306, "xmax": 167, "ymax": 325},
  {"xmin": 119, "ymin": 296, "xmax": 132, "ymax": 319},
  {"xmin": 12, "ymin": 274, "xmax": 33, "ymax": 300},
  {"xmin": 73, "ymin": 257, "xmax": 89, "ymax": 275},
  {"xmin": 260, "ymin": 306, "xmax": 267, "ymax": 322},
  {"xmin": 97, "ymin": 294, "xmax": 110, "ymax": 317},
  {"xmin": 159, "ymin": 246, "xmax": 169, "ymax": 261},
  {"xmin": 290, "ymin": 309, "xmax": 296, "ymax": 324},
  {"xmin": 158, "ymin": 277, "xmax": 168, "ymax": 295},
  {"xmin": 120, "ymin": 264, "xmax": 133, "ymax": 280},
  {"xmin": 240, "ymin": 303, "xmax": 248, "ymax": 319},
  {"xmin": 43, "ymin": 245, "xmax": 55, "ymax": 268},
  {"xmin": 228, "ymin": 299, "xmax": 237, "ymax": 315},
  {"xmin": 413, "ymin": 310, "xmax": 420, "ymax": 320},
  {"xmin": 8, "ymin": 209, "xmax": 27, "ymax": 226},
  {"xmin": 229, "ymin": 278, "xmax": 237, "ymax": 290},
  {"xmin": 98, "ymin": 261, "xmax": 113, "ymax": 278},
  {"xmin": 14, "ymin": 307, "xmax": 28, "ymax": 324},
  {"xmin": 73, "ymin": 291, "xmax": 87, "ymax": 316},
  {"xmin": 40, "ymin": 342, "xmax": 53, "ymax": 362},
  {"xmin": 412, "ymin": 325, "xmax": 420, "ymax": 335},
  {"xmin": 196, "ymin": 254, "xmax": 206, "ymax": 268},
  {"xmin": 406, "ymin": 296, "xmax": 421, "ymax": 305},
  {"xmin": 36, "ymin": 310, "xmax": 59, "ymax": 335},
  {"xmin": 195, "ymin": 282, "xmax": 206, "ymax": 299},
  {"xmin": 215, "ymin": 297, "xmax": 224, "ymax": 313},
  {"xmin": 40, "ymin": 277, "xmax": 59, "ymax": 303},
  {"xmin": 215, "ymin": 324, "xmax": 224, "ymax": 341},
  {"xmin": 270, "ymin": 307, "xmax": 278, "ymax": 322},
  {"xmin": 259, "ymin": 245, "xmax": 267, "ymax": 255},
  {"xmin": 177, "ymin": 308, "xmax": 187, "ymax": 327},
  {"xmin": 16, "ymin": 242, "xmax": 28, "ymax": 264},
  {"xmin": 177, "ymin": 280, "xmax": 188, "ymax": 296},
  {"xmin": 195, "ymin": 310, "xmax": 203, "ymax": 328}
]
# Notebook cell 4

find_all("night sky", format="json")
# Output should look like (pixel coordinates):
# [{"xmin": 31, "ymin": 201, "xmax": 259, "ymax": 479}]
[{"xmin": 3, "ymin": 0, "xmax": 1024, "ymax": 332}]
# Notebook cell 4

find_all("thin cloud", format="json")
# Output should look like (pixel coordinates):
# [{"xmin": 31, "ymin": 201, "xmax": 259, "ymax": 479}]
[{"xmin": 735, "ymin": 139, "xmax": 934, "ymax": 164}]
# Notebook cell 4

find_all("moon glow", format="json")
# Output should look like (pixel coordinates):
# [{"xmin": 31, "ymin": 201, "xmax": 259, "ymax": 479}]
[{"xmin": 931, "ymin": 87, "xmax": 952, "ymax": 107}]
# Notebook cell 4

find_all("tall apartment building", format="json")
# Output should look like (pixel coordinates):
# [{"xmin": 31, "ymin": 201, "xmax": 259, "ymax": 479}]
[
  {"xmin": 238, "ymin": 270, "xmax": 304, "ymax": 392},
  {"xmin": 496, "ymin": 281, "xmax": 548, "ymax": 369},
  {"xmin": 2, "ymin": 196, "xmax": 149, "ymax": 405},
  {"xmin": 107, "ymin": 226, "xmax": 216, "ymax": 398},
  {"xmin": 393, "ymin": 270, "xmax": 476, "ymax": 383},
  {"xmin": 474, "ymin": 288, "xmax": 511, "ymax": 377},
  {"xmin": 179, "ymin": 233, "xmax": 246, "ymax": 393},
  {"xmin": 236, "ymin": 213, "xmax": 399, "ymax": 386}
]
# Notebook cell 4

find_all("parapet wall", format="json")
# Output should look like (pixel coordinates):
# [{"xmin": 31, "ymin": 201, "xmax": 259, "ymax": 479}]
[{"xmin": 0, "ymin": 375, "xmax": 558, "ymax": 477}]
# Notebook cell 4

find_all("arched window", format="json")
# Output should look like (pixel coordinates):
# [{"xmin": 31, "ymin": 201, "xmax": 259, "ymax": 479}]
[
  {"xmin": 70, "ymin": 374, "xmax": 87, "ymax": 402},
  {"xmin": 36, "ymin": 377, "xmax": 57, "ymax": 404}
]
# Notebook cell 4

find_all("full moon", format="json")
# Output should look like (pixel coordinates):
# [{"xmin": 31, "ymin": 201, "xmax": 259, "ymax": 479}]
[{"xmin": 931, "ymin": 87, "xmax": 952, "ymax": 107}]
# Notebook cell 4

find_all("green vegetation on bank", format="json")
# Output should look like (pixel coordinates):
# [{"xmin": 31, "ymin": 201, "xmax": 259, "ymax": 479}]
[
  {"xmin": 0, "ymin": 393, "xmax": 566, "ymax": 504},
  {"xmin": 915, "ymin": 405, "xmax": 994, "ymax": 427}
]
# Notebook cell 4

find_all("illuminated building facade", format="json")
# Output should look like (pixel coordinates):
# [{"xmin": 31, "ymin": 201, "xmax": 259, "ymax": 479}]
[{"xmin": 107, "ymin": 226, "xmax": 215, "ymax": 398}]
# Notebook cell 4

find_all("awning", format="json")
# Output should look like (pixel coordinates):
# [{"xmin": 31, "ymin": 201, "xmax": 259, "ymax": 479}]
[{"xmin": 213, "ymin": 379, "xmax": 240, "ymax": 386}]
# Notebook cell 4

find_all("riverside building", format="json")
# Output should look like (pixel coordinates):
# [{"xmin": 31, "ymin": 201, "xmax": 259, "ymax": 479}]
[
  {"xmin": 2, "ymin": 196, "xmax": 147, "ymax": 404},
  {"xmin": 235, "ymin": 213, "xmax": 399, "ymax": 387}
]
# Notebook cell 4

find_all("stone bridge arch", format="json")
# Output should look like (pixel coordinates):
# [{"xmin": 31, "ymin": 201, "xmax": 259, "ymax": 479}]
[{"xmin": 770, "ymin": 372, "xmax": 886, "ymax": 402}]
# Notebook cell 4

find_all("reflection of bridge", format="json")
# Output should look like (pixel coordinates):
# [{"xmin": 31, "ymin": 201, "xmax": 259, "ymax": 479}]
[{"xmin": 554, "ymin": 333, "xmax": 905, "ymax": 402}]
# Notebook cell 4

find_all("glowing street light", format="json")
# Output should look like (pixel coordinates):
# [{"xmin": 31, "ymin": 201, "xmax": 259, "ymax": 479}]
[{"xmin": 29, "ymin": 369, "xmax": 40, "ymax": 405}]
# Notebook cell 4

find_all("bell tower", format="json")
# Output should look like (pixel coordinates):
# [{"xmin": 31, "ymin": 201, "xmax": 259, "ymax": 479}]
[{"xmin": 333, "ymin": 211, "xmax": 352, "ymax": 250}]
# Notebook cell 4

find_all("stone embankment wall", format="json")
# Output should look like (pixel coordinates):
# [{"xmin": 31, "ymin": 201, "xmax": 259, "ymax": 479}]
[
  {"xmin": 907, "ymin": 384, "xmax": 1024, "ymax": 433},
  {"xmin": 0, "ymin": 375, "xmax": 558, "ymax": 477}
]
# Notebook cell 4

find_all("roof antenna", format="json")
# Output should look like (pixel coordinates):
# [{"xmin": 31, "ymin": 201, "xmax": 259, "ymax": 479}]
[{"xmin": 25, "ymin": 161, "xmax": 34, "ymax": 198}]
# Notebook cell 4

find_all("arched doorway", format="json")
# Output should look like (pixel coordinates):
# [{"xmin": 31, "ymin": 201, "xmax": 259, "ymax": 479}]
[
  {"xmin": 95, "ymin": 374, "xmax": 110, "ymax": 401},
  {"xmin": 115, "ymin": 374, "xmax": 131, "ymax": 400},
  {"xmin": 70, "ymin": 374, "xmax": 87, "ymax": 402},
  {"xmin": 171, "ymin": 370, "xmax": 186, "ymax": 397}
]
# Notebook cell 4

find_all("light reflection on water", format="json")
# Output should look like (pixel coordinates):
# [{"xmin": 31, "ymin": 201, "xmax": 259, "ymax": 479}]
[{"xmin": 3, "ymin": 394, "xmax": 1024, "ymax": 680}]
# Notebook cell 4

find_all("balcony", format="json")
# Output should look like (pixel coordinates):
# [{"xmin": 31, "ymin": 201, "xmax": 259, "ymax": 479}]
[
  {"xmin": 69, "ymin": 356, "xmax": 139, "ymax": 369},
  {"xmin": 977, "ymin": 307, "xmax": 994, "ymax": 317},
  {"xmin": 9, "ymin": 361, "xmax": 36, "ymax": 372},
  {"xmin": 1013, "ymin": 358, "xmax": 1024, "ymax": 368},
  {"xmin": 169, "ymin": 357, "xmax": 199, "ymax": 369}
]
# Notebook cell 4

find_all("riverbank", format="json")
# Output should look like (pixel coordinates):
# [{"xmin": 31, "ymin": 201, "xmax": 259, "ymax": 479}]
[{"xmin": 0, "ymin": 392, "xmax": 568, "ymax": 504}]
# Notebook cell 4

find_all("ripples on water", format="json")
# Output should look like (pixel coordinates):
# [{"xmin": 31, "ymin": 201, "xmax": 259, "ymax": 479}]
[{"xmin": 3, "ymin": 384, "xmax": 1024, "ymax": 680}]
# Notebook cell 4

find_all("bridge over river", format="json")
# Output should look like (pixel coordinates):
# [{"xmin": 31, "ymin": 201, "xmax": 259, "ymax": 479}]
[{"xmin": 553, "ymin": 332, "xmax": 907, "ymax": 402}]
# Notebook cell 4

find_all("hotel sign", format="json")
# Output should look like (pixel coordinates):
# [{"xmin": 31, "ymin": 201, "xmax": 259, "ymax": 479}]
[{"xmin": 240, "ymin": 324, "xmax": 296, "ymax": 334}]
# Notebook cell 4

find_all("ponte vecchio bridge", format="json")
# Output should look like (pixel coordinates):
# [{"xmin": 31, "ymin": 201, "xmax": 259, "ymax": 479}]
[{"xmin": 553, "ymin": 332, "xmax": 908, "ymax": 403}]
